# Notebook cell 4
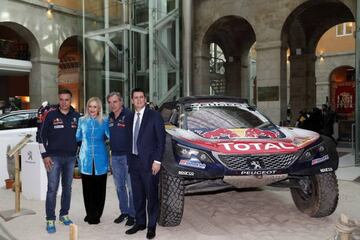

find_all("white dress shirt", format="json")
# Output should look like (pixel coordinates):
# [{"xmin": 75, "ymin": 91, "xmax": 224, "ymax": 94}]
[{"xmin": 132, "ymin": 106, "xmax": 161, "ymax": 164}]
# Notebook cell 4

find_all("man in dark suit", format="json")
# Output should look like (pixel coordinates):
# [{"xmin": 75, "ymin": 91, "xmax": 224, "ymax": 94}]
[{"xmin": 125, "ymin": 88, "xmax": 166, "ymax": 239}]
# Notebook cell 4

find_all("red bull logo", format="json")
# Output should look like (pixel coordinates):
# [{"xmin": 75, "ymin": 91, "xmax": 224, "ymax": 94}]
[
  {"xmin": 245, "ymin": 128, "xmax": 279, "ymax": 138},
  {"xmin": 195, "ymin": 128, "xmax": 239, "ymax": 139}
]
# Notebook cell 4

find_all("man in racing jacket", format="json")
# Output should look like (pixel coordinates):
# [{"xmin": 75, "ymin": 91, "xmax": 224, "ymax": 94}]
[{"xmin": 38, "ymin": 89, "xmax": 80, "ymax": 234}]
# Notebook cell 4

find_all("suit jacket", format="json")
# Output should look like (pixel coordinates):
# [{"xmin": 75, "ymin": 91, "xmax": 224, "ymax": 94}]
[{"xmin": 128, "ymin": 107, "xmax": 166, "ymax": 173}]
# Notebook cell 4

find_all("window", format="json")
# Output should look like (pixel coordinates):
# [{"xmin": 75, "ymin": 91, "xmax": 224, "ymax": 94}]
[
  {"xmin": 0, "ymin": 112, "xmax": 37, "ymax": 130},
  {"xmin": 336, "ymin": 22, "xmax": 354, "ymax": 37},
  {"xmin": 209, "ymin": 43, "xmax": 226, "ymax": 74}
]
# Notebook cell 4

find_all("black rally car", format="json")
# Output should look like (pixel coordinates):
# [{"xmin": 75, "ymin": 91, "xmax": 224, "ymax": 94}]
[{"xmin": 158, "ymin": 96, "xmax": 339, "ymax": 227}]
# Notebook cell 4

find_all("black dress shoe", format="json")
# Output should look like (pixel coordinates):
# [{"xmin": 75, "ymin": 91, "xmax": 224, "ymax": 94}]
[
  {"xmin": 88, "ymin": 218, "xmax": 100, "ymax": 225},
  {"xmin": 125, "ymin": 224, "xmax": 146, "ymax": 235},
  {"xmin": 146, "ymin": 229, "xmax": 156, "ymax": 239},
  {"xmin": 114, "ymin": 214, "xmax": 128, "ymax": 224},
  {"xmin": 125, "ymin": 216, "xmax": 135, "ymax": 226}
]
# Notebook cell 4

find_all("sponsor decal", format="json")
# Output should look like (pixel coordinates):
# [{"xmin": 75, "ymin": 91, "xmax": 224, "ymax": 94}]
[
  {"xmin": 193, "ymin": 128, "xmax": 239, "ymax": 139},
  {"xmin": 71, "ymin": 119, "xmax": 78, "ymax": 128},
  {"xmin": 117, "ymin": 120, "xmax": 125, "ymax": 128},
  {"xmin": 240, "ymin": 170, "xmax": 277, "ymax": 175},
  {"xmin": 53, "ymin": 118, "xmax": 63, "ymax": 125},
  {"xmin": 193, "ymin": 127, "xmax": 280, "ymax": 140},
  {"xmin": 245, "ymin": 128, "xmax": 280, "ymax": 139},
  {"xmin": 311, "ymin": 155, "xmax": 330, "ymax": 165},
  {"xmin": 320, "ymin": 167, "xmax": 333, "ymax": 173},
  {"xmin": 179, "ymin": 157, "xmax": 206, "ymax": 169},
  {"xmin": 178, "ymin": 170, "xmax": 195, "ymax": 176},
  {"xmin": 218, "ymin": 142, "xmax": 295, "ymax": 152},
  {"xmin": 247, "ymin": 159, "xmax": 264, "ymax": 170},
  {"xmin": 166, "ymin": 127, "xmax": 302, "ymax": 154}
]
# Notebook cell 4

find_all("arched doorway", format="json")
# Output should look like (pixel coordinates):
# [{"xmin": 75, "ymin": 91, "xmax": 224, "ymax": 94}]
[
  {"xmin": 281, "ymin": 0, "xmax": 354, "ymax": 124},
  {"xmin": 330, "ymin": 65, "xmax": 355, "ymax": 140},
  {"xmin": 202, "ymin": 16, "xmax": 256, "ymax": 99},
  {"xmin": 209, "ymin": 43, "xmax": 226, "ymax": 95},
  {"xmin": 58, "ymin": 36, "xmax": 82, "ymax": 112},
  {"xmin": 0, "ymin": 23, "xmax": 39, "ymax": 112}
]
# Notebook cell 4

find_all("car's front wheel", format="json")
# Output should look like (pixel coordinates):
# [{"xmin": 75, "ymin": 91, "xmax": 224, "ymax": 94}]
[
  {"xmin": 158, "ymin": 167, "xmax": 185, "ymax": 227},
  {"xmin": 290, "ymin": 172, "xmax": 339, "ymax": 217}
]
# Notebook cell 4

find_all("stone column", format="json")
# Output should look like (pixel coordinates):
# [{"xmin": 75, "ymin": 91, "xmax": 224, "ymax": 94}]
[
  {"xmin": 240, "ymin": 54, "xmax": 251, "ymax": 99},
  {"xmin": 256, "ymin": 41, "xmax": 287, "ymax": 125},
  {"xmin": 225, "ymin": 56, "xmax": 242, "ymax": 97},
  {"xmin": 289, "ymin": 53, "xmax": 317, "ymax": 121},
  {"xmin": 316, "ymin": 80, "xmax": 330, "ymax": 108},
  {"xmin": 29, "ymin": 56, "xmax": 59, "ymax": 108},
  {"xmin": 193, "ymin": 52, "xmax": 211, "ymax": 95}
]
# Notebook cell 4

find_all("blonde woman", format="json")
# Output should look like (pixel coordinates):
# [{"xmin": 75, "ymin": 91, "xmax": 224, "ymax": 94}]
[{"xmin": 76, "ymin": 97, "xmax": 109, "ymax": 224}]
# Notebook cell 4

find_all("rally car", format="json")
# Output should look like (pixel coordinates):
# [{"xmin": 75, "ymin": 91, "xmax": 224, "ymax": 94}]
[{"xmin": 158, "ymin": 96, "xmax": 339, "ymax": 227}]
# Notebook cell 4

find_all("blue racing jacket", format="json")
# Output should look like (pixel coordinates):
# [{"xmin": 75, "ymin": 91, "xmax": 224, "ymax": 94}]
[
  {"xmin": 39, "ymin": 107, "xmax": 80, "ymax": 158},
  {"xmin": 76, "ymin": 116, "xmax": 109, "ymax": 175}
]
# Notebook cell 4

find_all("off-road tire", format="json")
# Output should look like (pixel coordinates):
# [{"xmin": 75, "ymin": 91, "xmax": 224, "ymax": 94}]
[
  {"xmin": 158, "ymin": 167, "xmax": 185, "ymax": 227},
  {"xmin": 290, "ymin": 172, "xmax": 338, "ymax": 217}
]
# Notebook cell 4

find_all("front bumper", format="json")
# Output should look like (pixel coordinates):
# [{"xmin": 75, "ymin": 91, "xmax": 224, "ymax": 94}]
[{"xmin": 163, "ymin": 136, "xmax": 339, "ymax": 179}]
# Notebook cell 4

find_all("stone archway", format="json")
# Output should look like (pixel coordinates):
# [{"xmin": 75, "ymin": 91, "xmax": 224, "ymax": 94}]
[
  {"xmin": 281, "ymin": 0, "xmax": 354, "ymax": 123},
  {"xmin": 58, "ymin": 36, "xmax": 83, "ymax": 112},
  {"xmin": 0, "ymin": 22, "xmax": 40, "ymax": 109},
  {"xmin": 198, "ymin": 15, "xmax": 256, "ymax": 98},
  {"xmin": 0, "ymin": 22, "xmax": 40, "ymax": 59}
]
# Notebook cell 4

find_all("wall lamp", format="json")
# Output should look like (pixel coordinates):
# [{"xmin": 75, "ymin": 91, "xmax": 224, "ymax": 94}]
[
  {"xmin": 319, "ymin": 51, "xmax": 325, "ymax": 62},
  {"xmin": 47, "ymin": 2, "xmax": 54, "ymax": 19}
]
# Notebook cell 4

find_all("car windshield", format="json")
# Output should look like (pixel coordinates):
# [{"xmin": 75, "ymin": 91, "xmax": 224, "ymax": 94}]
[{"xmin": 184, "ymin": 105, "xmax": 272, "ymax": 130}]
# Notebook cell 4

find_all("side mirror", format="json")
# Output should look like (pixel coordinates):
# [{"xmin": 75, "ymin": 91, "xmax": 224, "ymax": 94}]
[{"xmin": 169, "ymin": 111, "xmax": 179, "ymax": 127}]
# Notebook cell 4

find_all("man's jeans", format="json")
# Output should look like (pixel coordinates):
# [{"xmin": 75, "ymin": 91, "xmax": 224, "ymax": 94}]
[
  {"xmin": 112, "ymin": 155, "xmax": 135, "ymax": 217},
  {"xmin": 45, "ymin": 156, "xmax": 75, "ymax": 221}
]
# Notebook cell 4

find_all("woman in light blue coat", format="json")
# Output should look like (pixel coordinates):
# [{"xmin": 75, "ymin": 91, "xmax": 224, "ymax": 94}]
[{"xmin": 76, "ymin": 97, "xmax": 109, "ymax": 225}]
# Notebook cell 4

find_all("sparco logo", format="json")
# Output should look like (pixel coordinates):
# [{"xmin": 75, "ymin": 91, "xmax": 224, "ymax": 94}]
[{"xmin": 178, "ymin": 171, "xmax": 195, "ymax": 176}]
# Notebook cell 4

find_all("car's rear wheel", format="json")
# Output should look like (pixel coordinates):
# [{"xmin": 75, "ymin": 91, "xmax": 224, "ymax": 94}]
[
  {"xmin": 158, "ymin": 167, "xmax": 185, "ymax": 227},
  {"xmin": 290, "ymin": 172, "xmax": 338, "ymax": 217}
]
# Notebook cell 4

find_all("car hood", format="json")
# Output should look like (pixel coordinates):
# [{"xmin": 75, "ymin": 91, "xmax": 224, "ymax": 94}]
[{"xmin": 166, "ymin": 125, "xmax": 319, "ymax": 154}]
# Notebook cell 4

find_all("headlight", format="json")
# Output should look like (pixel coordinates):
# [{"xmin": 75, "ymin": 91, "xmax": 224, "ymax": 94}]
[
  {"xmin": 300, "ymin": 143, "xmax": 327, "ymax": 162},
  {"xmin": 174, "ymin": 143, "xmax": 214, "ymax": 163}
]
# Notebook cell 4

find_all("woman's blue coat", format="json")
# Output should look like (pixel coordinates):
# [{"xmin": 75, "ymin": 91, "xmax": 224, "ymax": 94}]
[{"xmin": 76, "ymin": 116, "xmax": 109, "ymax": 175}]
